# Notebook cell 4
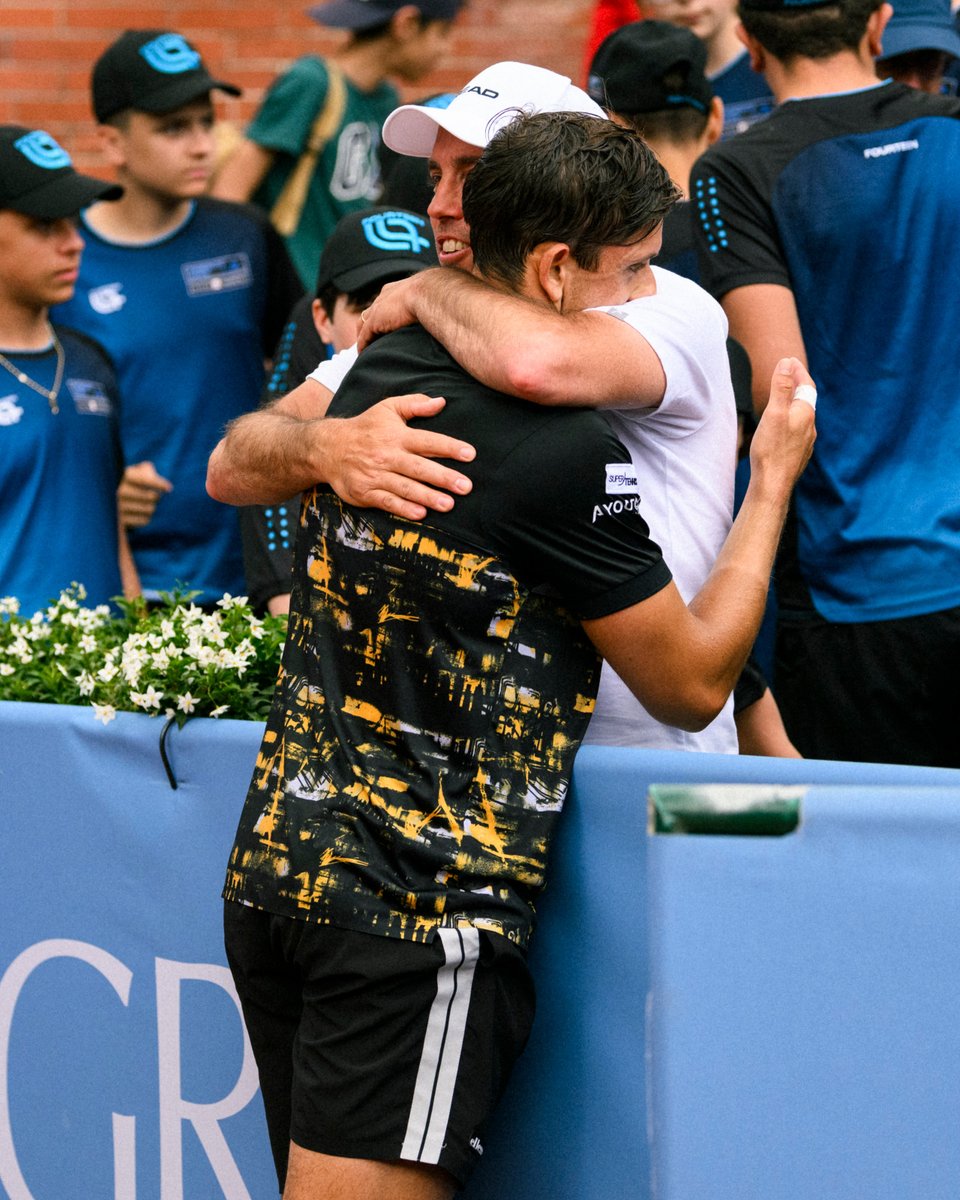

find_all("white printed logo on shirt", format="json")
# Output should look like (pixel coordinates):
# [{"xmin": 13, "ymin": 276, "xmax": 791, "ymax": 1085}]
[
  {"xmin": 89, "ymin": 282, "xmax": 127, "ymax": 315},
  {"xmin": 0, "ymin": 395, "xmax": 24, "ymax": 426}
]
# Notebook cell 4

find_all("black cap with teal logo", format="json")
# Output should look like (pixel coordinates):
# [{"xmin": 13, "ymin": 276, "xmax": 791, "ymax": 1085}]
[
  {"xmin": 92, "ymin": 30, "xmax": 241, "ymax": 123},
  {"xmin": 0, "ymin": 125, "xmax": 123, "ymax": 218}
]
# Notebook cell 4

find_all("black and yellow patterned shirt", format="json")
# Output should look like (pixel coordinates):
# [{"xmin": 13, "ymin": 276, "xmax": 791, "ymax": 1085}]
[{"xmin": 224, "ymin": 326, "xmax": 671, "ymax": 946}]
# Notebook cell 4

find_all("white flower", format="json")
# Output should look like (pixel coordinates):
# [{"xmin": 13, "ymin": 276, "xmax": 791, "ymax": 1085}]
[
  {"xmin": 78, "ymin": 634, "xmax": 98, "ymax": 653},
  {"xmin": 92, "ymin": 703, "xmax": 117, "ymax": 725},
  {"xmin": 0, "ymin": 596, "xmax": 20, "ymax": 616},
  {"xmin": 160, "ymin": 619, "xmax": 176, "ymax": 641},
  {"xmin": 176, "ymin": 692, "xmax": 198, "ymax": 714},
  {"xmin": 210, "ymin": 704, "xmax": 230, "ymax": 718},
  {"xmin": 139, "ymin": 685, "xmax": 163, "ymax": 709},
  {"xmin": 217, "ymin": 593, "xmax": 248, "ymax": 610},
  {"xmin": 97, "ymin": 663, "xmax": 119, "ymax": 683},
  {"xmin": 0, "ymin": 663, "xmax": 14, "ymax": 677},
  {"xmin": 152, "ymin": 650, "xmax": 170, "ymax": 671},
  {"xmin": 77, "ymin": 671, "xmax": 96, "ymax": 696}
]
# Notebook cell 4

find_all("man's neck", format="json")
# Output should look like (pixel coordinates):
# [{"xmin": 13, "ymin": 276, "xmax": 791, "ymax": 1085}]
[
  {"xmin": 334, "ymin": 37, "xmax": 391, "ymax": 92},
  {"xmin": 707, "ymin": 22, "xmax": 748, "ymax": 78},
  {"xmin": 0, "ymin": 304, "xmax": 52, "ymax": 351},
  {"xmin": 763, "ymin": 48, "xmax": 881, "ymax": 103},
  {"xmin": 644, "ymin": 140, "xmax": 700, "ymax": 199},
  {"xmin": 83, "ymin": 183, "xmax": 194, "ymax": 245}
]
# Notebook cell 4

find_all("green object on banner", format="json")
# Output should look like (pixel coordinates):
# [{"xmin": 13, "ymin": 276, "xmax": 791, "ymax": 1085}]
[{"xmin": 649, "ymin": 783, "xmax": 804, "ymax": 836}]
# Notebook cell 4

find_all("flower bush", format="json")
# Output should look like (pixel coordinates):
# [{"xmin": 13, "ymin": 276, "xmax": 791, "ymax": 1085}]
[{"xmin": 0, "ymin": 585, "xmax": 287, "ymax": 725}]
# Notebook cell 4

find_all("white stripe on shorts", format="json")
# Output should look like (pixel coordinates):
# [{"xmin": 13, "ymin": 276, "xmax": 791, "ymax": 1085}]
[{"xmin": 400, "ymin": 925, "xmax": 481, "ymax": 1165}]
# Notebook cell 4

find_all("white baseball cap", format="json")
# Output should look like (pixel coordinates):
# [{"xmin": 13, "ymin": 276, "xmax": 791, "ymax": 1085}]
[{"xmin": 383, "ymin": 61, "xmax": 606, "ymax": 157}]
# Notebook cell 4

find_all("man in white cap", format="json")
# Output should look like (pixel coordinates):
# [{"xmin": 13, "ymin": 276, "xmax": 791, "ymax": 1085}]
[
  {"xmin": 209, "ymin": 58, "xmax": 778, "ymax": 756},
  {"xmin": 220, "ymin": 59, "xmax": 757, "ymax": 755},
  {"xmin": 208, "ymin": 61, "xmax": 613, "ymax": 520}
]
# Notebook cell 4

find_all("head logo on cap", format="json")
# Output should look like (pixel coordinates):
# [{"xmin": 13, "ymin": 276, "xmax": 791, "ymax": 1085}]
[
  {"xmin": 139, "ymin": 33, "xmax": 202, "ymax": 75},
  {"xmin": 361, "ymin": 211, "xmax": 431, "ymax": 255},
  {"xmin": 14, "ymin": 131, "xmax": 72, "ymax": 171}
]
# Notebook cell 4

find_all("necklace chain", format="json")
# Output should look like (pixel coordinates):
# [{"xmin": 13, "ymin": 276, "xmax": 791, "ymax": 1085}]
[{"xmin": 0, "ymin": 326, "xmax": 66, "ymax": 414}]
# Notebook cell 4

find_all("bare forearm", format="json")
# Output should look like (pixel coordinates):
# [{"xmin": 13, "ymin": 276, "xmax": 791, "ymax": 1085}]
[
  {"xmin": 684, "ymin": 358, "xmax": 816, "ymax": 691},
  {"xmin": 735, "ymin": 689, "xmax": 801, "ymax": 758},
  {"xmin": 401, "ymin": 271, "xmax": 664, "ymax": 407},
  {"xmin": 207, "ymin": 408, "xmax": 336, "ymax": 505},
  {"xmin": 722, "ymin": 283, "xmax": 807, "ymax": 415},
  {"xmin": 207, "ymin": 382, "xmax": 478, "ymax": 520},
  {"xmin": 685, "ymin": 471, "xmax": 794, "ymax": 694}
]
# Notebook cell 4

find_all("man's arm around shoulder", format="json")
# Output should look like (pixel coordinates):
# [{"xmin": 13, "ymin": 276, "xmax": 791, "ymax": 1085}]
[
  {"xmin": 359, "ymin": 269, "xmax": 667, "ymax": 409},
  {"xmin": 206, "ymin": 377, "xmax": 478, "ymax": 521}
]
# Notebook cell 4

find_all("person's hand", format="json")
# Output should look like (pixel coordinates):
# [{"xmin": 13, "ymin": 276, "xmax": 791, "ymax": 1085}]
[
  {"xmin": 748, "ymin": 357, "xmax": 816, "ymax": 501},
  {"xmin": 318, "ymin": 394, "xmax": 475, "ymax": 521},
  {"xmin": 356, "ymin": 273, "xmax": 431, "ymax": 351},
  {"xmin": 118, "ymin": 461, "xmax": 173, "ymax": 528}
]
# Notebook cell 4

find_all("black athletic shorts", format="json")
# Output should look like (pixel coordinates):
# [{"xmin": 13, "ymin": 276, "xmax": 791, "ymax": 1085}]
[
  {"xmin": 224, "ymin": 901, "xmax": 535, "ymax": 1191},
  {"xmin": 775, "ymin": 603, "xmax": 960, "ymax": 767}
]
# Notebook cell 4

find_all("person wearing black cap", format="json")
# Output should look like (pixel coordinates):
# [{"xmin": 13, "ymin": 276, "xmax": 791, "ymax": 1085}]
[
  {"xmin": 0, "ymin": 125, "xmax": 129, "ymax": 615},
  {"xmin": 586, "ymin": 20, "xmax": 799, "ymax": 757},
  {"xmin": 690, "ymin": 0, "xmax": 960, "ymax": 767},
  {"xmin": 588, "ymin": 20, "xmax": 725, "ymax": 278},
  {"xmin": 638, "ymin": 0, "xmax": 775, "ymax": 135},
  {"xmin": 239, "ymin": 204, "xmax": 438, "ymax": 615},
  {"xmin": 212, "ymin": 1, "xmax": 463, "ymax": 289},
  {"xmin": 52, "ymin": 30, "xmax": 303, "ymax": 609}
]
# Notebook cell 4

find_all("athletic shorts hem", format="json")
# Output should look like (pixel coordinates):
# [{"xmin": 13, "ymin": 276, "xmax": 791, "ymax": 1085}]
[{"xmin": 286, "ymin": 1131, "xmax": 472, "ymax": 1186}]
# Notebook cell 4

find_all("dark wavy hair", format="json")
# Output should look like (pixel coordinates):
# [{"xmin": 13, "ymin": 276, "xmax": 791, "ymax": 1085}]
[
  {"xmin": 738, "ymin": 0, "xmax": 884, "ymax": 62},
  {"xmin": 462, "ymin": 111, "xmax": 680, "ymax": 288}
]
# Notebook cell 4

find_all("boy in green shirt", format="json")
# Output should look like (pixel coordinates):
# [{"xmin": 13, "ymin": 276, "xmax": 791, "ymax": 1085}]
[{"xmin": 213, "ymin": 0, "xmax": 463, "ymax": 287}]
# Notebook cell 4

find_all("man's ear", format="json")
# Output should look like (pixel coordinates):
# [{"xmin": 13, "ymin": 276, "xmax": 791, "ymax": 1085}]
[
  {"xmin": 736, "ymin": 23, "xmax": 765, "ymax": 74},
  {"xmin": 390, "ymin": 5, "xmax": 424, "ymax": 42},
  {"xmin": 97, "ymin": 123, "xmax": 127, "ymax": 171},
  {"xmin": 705, "ymin": 95, "xmax": 725, "ymax": 146},
  {"xmin": 533, "ymin": 242, "xmax": 572, "ymax": 310},
  {"xmin": 867, "ymin": 3, "xmax": 894, "ymax": 58},
  {"xmin": 312, "ymin": 298, "xmax": 336, "ymax": 346}
]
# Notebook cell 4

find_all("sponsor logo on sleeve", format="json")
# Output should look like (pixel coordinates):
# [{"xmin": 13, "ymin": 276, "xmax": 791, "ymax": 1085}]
[
  {"xmin": 606, "ymin": 463, "xmax": 639, "ymax": 493},
  {"xmin": 593, "ymin": 463, "xmax": 642, "ymax": 523}
]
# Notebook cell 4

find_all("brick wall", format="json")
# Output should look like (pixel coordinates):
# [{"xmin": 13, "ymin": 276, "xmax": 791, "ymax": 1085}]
[{"xmin": 0, "ymin": 1, "xmax": 596, "ymax": 174}]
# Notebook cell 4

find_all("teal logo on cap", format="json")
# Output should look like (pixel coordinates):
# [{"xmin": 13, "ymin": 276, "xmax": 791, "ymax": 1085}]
[
  {"xmin": 15, "ymin": 131, "xmax": 72, "ymax": 170},
  {"xmin": 139, "ymin": 33, "xmax": 201, "ymax": 75},
  {"xmin": 361, "ymin": 211, "xmax": 431, "ymax": 255}
]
